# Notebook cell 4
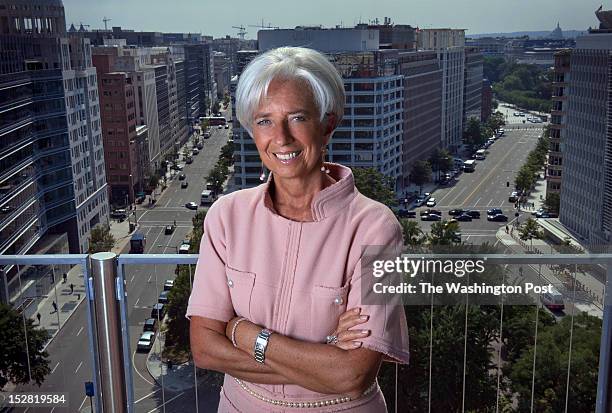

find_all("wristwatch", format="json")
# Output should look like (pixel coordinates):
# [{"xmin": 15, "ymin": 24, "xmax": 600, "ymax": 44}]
[{"xmin": 254, "ymin": 328, "xmax": 274, "ymax": 364}]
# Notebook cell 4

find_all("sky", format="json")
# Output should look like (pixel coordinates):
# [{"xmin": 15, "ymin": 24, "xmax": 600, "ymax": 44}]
[{"xmin": 62, "ymin": 0, "xmax": 608, "ymax": 38}]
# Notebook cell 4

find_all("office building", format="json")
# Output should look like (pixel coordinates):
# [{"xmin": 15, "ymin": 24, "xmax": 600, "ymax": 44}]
[
  {"xmin": 558, "ymin": 15, "xmax": 612, "ymax": 246},
  {"xmin": 546, "ymin": 49, "xmax": 571, "ymax": 196},
  {"xmin": 418, "ymin": 28, "xmax": 466, "ymax": 153},
  {"xmin": 463, "ymin": 47, "xmax": 483, "ymax": 126}
]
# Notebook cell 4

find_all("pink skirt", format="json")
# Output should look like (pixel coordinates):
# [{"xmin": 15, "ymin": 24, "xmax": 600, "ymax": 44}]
[{"xmin": 217, "ymin": 375, "xmax": 387, "ymax": 413}]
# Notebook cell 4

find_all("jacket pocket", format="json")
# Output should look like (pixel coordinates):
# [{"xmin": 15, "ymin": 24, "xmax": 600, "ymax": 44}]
[
  {"xmin": 226, "ymin": 266, "xmax": 256, "ymax": 319},
  {"xmin": 310, "ymin": 284, "xmax": 350, "ymax": 342}
]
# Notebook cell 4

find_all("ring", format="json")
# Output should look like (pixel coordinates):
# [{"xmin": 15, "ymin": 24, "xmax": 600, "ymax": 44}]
[{"xmin": 325, "ymin": 334, "xmax": 339, "ymax": 344}]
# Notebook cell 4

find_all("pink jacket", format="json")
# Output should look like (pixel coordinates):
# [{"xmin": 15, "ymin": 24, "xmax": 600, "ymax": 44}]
[{"xmin": 187, "ymin": 163, "xmax": 410, "ymax": 412}]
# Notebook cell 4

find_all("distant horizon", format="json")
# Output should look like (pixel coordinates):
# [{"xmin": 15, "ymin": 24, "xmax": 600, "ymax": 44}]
[{"xmin": 62, "ymin": 0, "xmax": 608, "ymax": 40}]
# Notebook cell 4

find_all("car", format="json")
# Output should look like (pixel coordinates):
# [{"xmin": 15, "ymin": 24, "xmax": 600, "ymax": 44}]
[
  {"xmin": 137, "ymin": 331, "xmax": 156, "ymax": 352},
  {"xmin": 456, "ymin": 213, "xmax": 473, "ymax": 222},
  {"xmin": 466, "ymin": 210, "xmax": 481, "ymax": 218},
  {"xmin": 426, "ymin": 198, "xmax": 437, "ymax": 207},
  {"xmin": 518, "ymin": 112, "xmax": 526, "ymax": 117},
  {"xmin": 509, "ymin": 191, "xmax": 519, "ymax": 202},
  {"xmin": 0, "ymin": 205, "xmax": 11, "ymax": 214},
  {"xmin": 396, "ymin": 209, "xmax": 416, "ymax": 218},
  {"xmin": 497, "ymin": 128, "xmax": 505, "ymax": 136},
  {"xmin": 192, "ymin": 148, "xmax": 199, "ymax": 155},
  {"xmin": 158, "ymin": 290, "xmax": 170, "ymax": 304},
  {"xmin": 178, "ymin": 243, "xmax": 190, "ymax": 254},
  {"xmin": 197, "ymin": 143, "xmax": 204, "ymax": 149},
  {"xmin": 487, "ymin": 214, "xmax": 508, "ymax": 222},
  {"xmin": 110, "ymin": 209, "xmax": 128, "ymax": 219},
  {"xmin": 452, "ymin": 231, "xmax": 462, "ymax": 243},
  {"xmin": 224, "ymin": 124, "xmax": 230, "ymax": 129},
  {"xmin": 151, "ymin": 303, "xmax": 165, "ymax": 319},
  {"xmin": 181, "ymin": 238, "xmax": 190, "ymax": 246},
  {"xmin": 176, "ymin": 164, "xmax": 184, "ymax": 171},
  {"xmin": 415, "ymin": 197, "xmax": 427, "ymax": 207},
  {"xmin": 185, "ymin": 202, "xmax": 198, "ymax": 210},
  {"xmin": 448, "ymin": 209, "xmax": 464, "ymax": 216},
  {"xmin": 532, "ymin": 208, "xmax": 546, "ymax": 216},
  {"xmin": 165, "ymin": 224, "xmax": 175, "ymax": 235},
  {"xmin": 163, "ymin": 280, "xmax": 174, "ymax": 293},
  {"xmin": 143, "ymin": 318, "xmax": 157, "ymax": 332},
  {"xmin": 178, "ymin": 173, "xmax": 186, "ymax": 180},
  {"xmin": 218, "ymin": 124, "xmax": 223, "ymax": 129},
  {"xmin": 487, "ymin": 208, "xmax": 503, "ymax": 216},
  {"xmin": 181, "ymin": 181, "xmax": 188, "ymax": 188},
  {"xmin": 185, "ymin": 157, "xmax": 193, "ymax": 164},
  {"xmin": 421, "ymin": 213, "xmax": 442, "ymax": 221},
  {"xmin": 203, "ymin": 132, "xmax": 210, "ymax": 139},
  {"xmin": 513, "ymin": 112, "xmax": 521, "ymax": 116},
  {"xmin": 536, "ymin": 211, "xmax": 558, "ymax": 218},
  {"xmin": 420, "ymin": 209, "xmax": 442, "ymax": 217}
]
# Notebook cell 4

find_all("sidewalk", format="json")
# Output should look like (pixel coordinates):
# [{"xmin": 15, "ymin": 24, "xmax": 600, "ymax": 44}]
[{"xmin": 496, "ymin": 226, "xmax": 604, "ymax": 318}]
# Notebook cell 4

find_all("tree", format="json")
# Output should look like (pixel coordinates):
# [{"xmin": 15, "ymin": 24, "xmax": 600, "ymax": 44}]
[
  {"xmin": 463, "ymin": 117, "xmax": 483, "ymax": 148},
  {"xmin": 220, "ymin": 141, "xmax": 234, "ymax": 166},
  {"xmin": 88, "ymin": 224, "xmax": 115, "ymax": 254},
  {"xmin": 351, "ymin": 167, "xmax": 397, "ymax": 208},
  {"xmin": 544, "ymin": 193, "xmax": 560, "ymax": 214},
  {"xmin": 410, "ymin": 161, "xmax": 432, "ymax": 194},
  {"xmin": 429, "ymin": 220, "xmax": 460, "ymax": 246},
  {"xmin": 400, "ymin": 220, "xmax": 425, "ymax": 246},
  {"xmin": 206, "ymin": 166, "xmax": 227, "ymax": 196},
  {"xmin": 148, "ymin": 174, "xmax": 160, "ymax": 191},
  {"xmin": 0, "ymin": 304, "xmax": 51, "ymax": 390},
  {"xmin": 486, "ymin": 111, "xmax": 506, "ymax": 132},
  {"xmin": 519, "ymin": 218, "xmax": 544, "ymax": 250},
  {"xmin": 515, "ymin": 167, "xmax": 534, "ymax": 194},
  {"xmin": 507, "ymin": 313, "xmax": 601, "ymax": 412},
  {"xmin": 211, "ymin": 100, "xmax": 221, "ymax": 115}
]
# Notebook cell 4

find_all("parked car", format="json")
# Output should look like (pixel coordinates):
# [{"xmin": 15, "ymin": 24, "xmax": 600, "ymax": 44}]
[
  {"xmin": 398, "ymin": 209, "xmax": 416, "ymax": 218},
  {"xmin": 110, "ymin": 209, "xmax": 128, "ymax": 219},
  {"xmin": 487, "ymin": 214, "xmax": 508, "ymax": 222},
  {"xmin": 536, "ymin": 211, "xmax": 558, "ymax": 218},
  {"xmin": 192, "ymin": 148, "xmax": 199, "ymax": 155},
  {"xmin": 151, "ymin": 303, "xmax": 165, "ymax": 319},
  {"xmin": 203, "ymin": 132, "xmax": 210, "ymax": 139},
  {"xmin": 185, "ymin": 202, "xmax": 198, "ymax": 210},
  {"xmin": 420, "ymin": 209, "xmax": 442, "ymax": 217},
  {"xmin": 225, "ymin": 124, "xmax": 230, "ymax": 129},
  {"xmin": 421, "ymin": 213, "xmax": 442, "ymax": 221},
  {"xmin": 164, "ymin": 279, "xmax": 174, "ymax": 291},
  {"xmin": 487, "ymin": 208, "xmax": 503, "ymax": 216},
  {"xmin": 197, "ymin": 142, "xmax": 204, "ymax": 149},
  {"xmin": 426, "ymin": 198, "xmax": 437, "ymax": 207},
  {"xmin": 165, "ymin": 224, "xmax": 175, "ymax": 235},
  {"xmin": 181, "ymin": 181, "xmax": 188, "ymax": 188},
  {"xmin": 509, "ymin": 191, "xmax": 519, "ymax": 202},
  {"xmin": 466, "ymin": 210, "xmax": 481, "ymax": 218},
  {"xmin": 143, "ymin": 318, "xmax": 157, "ymax": 333},
  {"xmin": 178, "ymin": 173, "xmax": 186, "ymax": 180},
  {"xmin": 448, "ymin": 209, "xmax": 464, "ymax": 216},
  {"xmin": 218, "ymin": 124, "xmax": 223, "ymax": 129},
  {"xmin": 452, "ymin": 231, "xmax": 462, "ymax": 243},
  {"xmin": 137, "ymin": 332, "xmax": 156, "ymax": 352},
  {"xmin": 415, "ymin": 197, "xmax": 427, "ymax": 207},
  {"xmin": 185, "ymin": 157, "xmax": 193, "ymax": 164},
  {"xmin": 158, "ymin": 290, "xmax": 170, "ymax": 304},
  {"xmin": 456, "ymin": 213, "xmax": 473, "ymax": 222}
]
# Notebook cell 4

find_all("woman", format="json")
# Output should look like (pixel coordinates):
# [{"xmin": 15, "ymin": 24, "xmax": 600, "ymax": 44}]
[{"xmin": 187, "ymin": 46, "xmax": 409, "ymax": 412}]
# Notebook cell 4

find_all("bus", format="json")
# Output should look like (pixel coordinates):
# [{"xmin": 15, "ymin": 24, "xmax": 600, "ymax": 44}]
[
  {"xmin": 463, "ymin": 159, "xmax": 476, "ymax": 172},
  {"xmin": 475, "ymin": 149, "xmax": 486, "ymax": 160},
  {"xmin": 130, "ymin": 232, "xmax": 146, "ymax": 253},
  {"xmin": 200, "ymin": 116, "xmax": 226, "ymax": 126}
]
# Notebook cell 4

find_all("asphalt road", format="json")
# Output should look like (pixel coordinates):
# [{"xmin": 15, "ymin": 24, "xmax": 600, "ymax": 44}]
[
  {"xmin": 414, "ymin": 125, "xmax": 545, "ymax": 246},
  {"xmin": 8, "ymin": 125, "xmax": 230, "ymax": 413}
]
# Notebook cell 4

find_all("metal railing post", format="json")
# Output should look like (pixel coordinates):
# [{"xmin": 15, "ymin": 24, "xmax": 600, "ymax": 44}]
[
  {"xmin": 84, "ymin": 257, "xmax": 102, "ymax": 413},
  {"xmin": 90, "ymin": 252, "xmax": 128, "ymax": 413},
  {"xmin": 596, "ymin": 260, "xmax": 612, "ymax": 413}
]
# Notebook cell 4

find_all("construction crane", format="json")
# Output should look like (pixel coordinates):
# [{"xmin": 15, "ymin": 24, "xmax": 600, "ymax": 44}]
[
  {"xmin": 248, "ymin": 19, "xmax": 279, "ymax": 30},
  {"xmin": 231, "ymin": 25, "xmax": 247, "ymax": 40},
  {"xmin": 103, "ymin": 17, "xmax": 112, "ymax": 31}
]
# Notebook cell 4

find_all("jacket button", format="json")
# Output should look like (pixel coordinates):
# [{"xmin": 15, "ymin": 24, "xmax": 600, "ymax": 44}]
[
  {"xmin": 334, "ymin": 296, "xmax": 343, "ymax": 305},
  {"xmin": 227, "ymin": 279, "xmax": 234, "ymax": 288}
]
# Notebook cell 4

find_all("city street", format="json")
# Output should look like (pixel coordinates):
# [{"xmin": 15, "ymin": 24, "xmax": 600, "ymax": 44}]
[
  {"xmin": 415, "ymin": 124, "xmax": 545, "ymax": 246},
  {"xmin": 8, "ymin": 124, "xmax": 231, "ymax": 413}
]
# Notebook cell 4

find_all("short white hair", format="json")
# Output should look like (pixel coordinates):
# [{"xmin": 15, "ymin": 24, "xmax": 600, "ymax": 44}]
[{"xmin": 235, "ymin": 47, "xmax": 345, "ymax": 137}]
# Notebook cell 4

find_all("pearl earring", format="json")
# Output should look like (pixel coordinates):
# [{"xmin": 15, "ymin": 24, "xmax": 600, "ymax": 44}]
[
  {"xmin": 259, "ymin": 162, "xmax": 267, "ymax": 181},
  {"xmin": 321, "ymin": 147, "xmax": 330, "ymax": 174}
]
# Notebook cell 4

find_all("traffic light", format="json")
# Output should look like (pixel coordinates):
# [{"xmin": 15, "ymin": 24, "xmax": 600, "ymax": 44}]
[{"xmin": 506, "ymin": 181, "xmax": 509, "ymax": 187}]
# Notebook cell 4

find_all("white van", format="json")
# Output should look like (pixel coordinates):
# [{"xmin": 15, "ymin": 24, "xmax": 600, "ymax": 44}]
[
  {"xmin": 200, "ymin": 190, "xmax": 214, "ymax": 205},
  {"xmin": 475, "ymin": 149, "xmax": 486, "ymax": 160},
  {"xmin": 541, "ymin": 287, "xmax": 565, "ymax": 310}
]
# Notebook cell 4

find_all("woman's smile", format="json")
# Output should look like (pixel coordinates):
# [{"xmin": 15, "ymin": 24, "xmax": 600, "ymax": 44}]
[{"xmin": 273, "ymin": 150, "xmax": 303, "ymax": 164}]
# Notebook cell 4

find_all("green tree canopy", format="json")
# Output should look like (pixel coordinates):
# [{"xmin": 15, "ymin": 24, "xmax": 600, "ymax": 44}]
[
  {"xmin": 88, "ymin": 224, "xmax": 115, "ymax": 254},
  {"xmin": 544, "ymin": 193, "xmax": 560, "ymax": 214},
  {"xmin": 351, "ymin": 167, "xmax": 397, "ymax": 208},
  {"xmin": 410, "ymin": 161, "xmax": 432, "ymax": 193},
  {"xmin": 0, "ymin": 304, "xmax": 51, "ymax": 390}
]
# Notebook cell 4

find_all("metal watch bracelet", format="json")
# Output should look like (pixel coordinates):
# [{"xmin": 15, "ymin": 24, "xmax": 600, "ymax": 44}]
[{"xmin": 254, "ymin": 328, "xmax": 273, "ymax": 363}]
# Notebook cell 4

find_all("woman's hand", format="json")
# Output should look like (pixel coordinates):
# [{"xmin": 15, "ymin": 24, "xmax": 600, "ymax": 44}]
[{"xmin": 328, "ymin": 307, "xmax": 370, "ymax": 350}]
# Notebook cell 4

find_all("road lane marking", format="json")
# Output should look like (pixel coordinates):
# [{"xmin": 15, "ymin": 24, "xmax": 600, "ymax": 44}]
[
  {"xmin": 75, "ymin": 361, "xmax": 83, "ymax": 374},
  {"xmin": 135, "ymin": 388, "xmax": 162, "ymax": 404},
  {"xmin": 130, "ymin": 274, "xmax": 135, "ymax": 284},
  {"xmin": 447, "ymin": 186, "xmax": 467, "ymax": 206},
  {"xmin": 135, "ymin": 297, "xmax": 140, "ymax": 306},
  {"xmin": 146, "ymin": 392, "xmax": 185, "ymax": 413},
  {"xmin": 76, "ymin": 327, "xmax": 83, "ymax": 337},
  {"xmin": 487, "ymin": 199, "xmax": 493, "ymax": 206},
  {"xmin": 132, "ymin": 351, "xmax": 155, "ymax": 386},
  {"xmin": 51, "ymin": 361, "xmax": 60, "ymax": 374},
  {"xmin": 78, "ymin": 396, "xmax": 88, "ymax": 410},
  {"xmin": 473, "ymin": 197, "xmax": 482, "ymax": 207}
]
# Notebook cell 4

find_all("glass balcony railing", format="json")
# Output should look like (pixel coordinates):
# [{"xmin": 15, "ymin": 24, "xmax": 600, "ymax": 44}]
[{"xmin": 0, "ymin": 253, "xmax": 610, "ymax": 413}]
